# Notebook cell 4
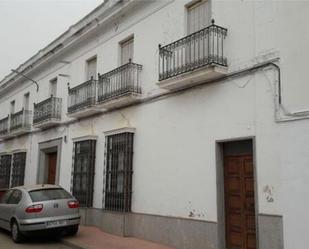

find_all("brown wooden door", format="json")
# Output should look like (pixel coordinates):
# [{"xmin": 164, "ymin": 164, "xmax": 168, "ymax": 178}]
[
  {"xmin": 47, "ymin": 152, "xmax": 57, "ymax": 184},
  {"xmin": 224, "ymin": 155, "xmax": 256, "ymax": 249}
]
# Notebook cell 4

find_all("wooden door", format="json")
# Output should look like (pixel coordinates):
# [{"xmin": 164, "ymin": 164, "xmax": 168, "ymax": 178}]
[
  {"xmin": 224, "ymin": 155, "xmax": 256, "ymax": 249},
  {"xmin": 47, "ymin": 152, "xmax": 57, "ymax": 184}
]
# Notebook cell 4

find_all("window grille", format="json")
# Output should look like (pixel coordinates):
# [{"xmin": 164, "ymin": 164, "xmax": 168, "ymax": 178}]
[
  {"xmin": 104, "ymin": 132, "xmax": 134, "ymax": 212},
  {"xmin": 11, "ymin": 152, "xmax": 26, "ymax": 188},
  {"xmin": 72, "ymin": 140, "xmax": 96, "ymax": 207},
  {"xmin": 0, "ymin": 155, "xmax": 12, "ymax": 189}
]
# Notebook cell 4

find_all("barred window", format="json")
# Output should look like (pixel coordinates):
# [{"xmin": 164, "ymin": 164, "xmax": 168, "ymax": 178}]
[
  {"xmin": 104, "ymin": 132, "xmax": 134, "ymax": 212},
  {"xmin": 11, "ymin": 152, "xmax": 26, "ymax": 188},
  {"xmin": 0, "ymin": 155, "xmax": 12, "ymax": 189},
  {"xmin": 72, "ymin": 140, "xmax": 96, "ymax": 207}
]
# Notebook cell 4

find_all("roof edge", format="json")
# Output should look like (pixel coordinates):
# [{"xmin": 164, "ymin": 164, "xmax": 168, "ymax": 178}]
[{"xmin": 0, "ymin": 0, "xmax": 128, "ymax": 90}]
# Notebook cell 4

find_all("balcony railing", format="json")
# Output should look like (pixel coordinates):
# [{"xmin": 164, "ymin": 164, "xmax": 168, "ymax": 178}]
[
  {"xmin": 98, "ymin": 61, "xmax": 142, "ymax": 102},
  {"xmin": 159, "ymin": 20, "xmax": 227, "ymax": 81},
  {"xmin": 0, "ymin": 116, "xmax": 9, "ymax": 136},
  {"xmin": 68, "ymin": 78, "xmax": 97, "ymax": 113},
  {"xmin": 10, "ymin": 109, "xmax": 31, "ymax": 132},
  {"xmin": 33, "ymin": 96, "xmax": 62, "ymax": 125}
]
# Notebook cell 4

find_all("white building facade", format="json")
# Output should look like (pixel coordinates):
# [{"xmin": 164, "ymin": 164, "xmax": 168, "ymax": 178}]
[{"xmin": 0, "ymin": 1, "xmax": 309, "ymax": 249}]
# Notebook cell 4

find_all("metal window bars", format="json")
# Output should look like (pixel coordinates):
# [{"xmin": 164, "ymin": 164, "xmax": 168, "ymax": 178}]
[
  {"xmin": 67, "ymin": 78, "xmax": 97, "ymax": 113},
  {"xmin": 10, "ymin": 152, "xmax": 26, "ymax": 188},
  {"xmin": 97, "ymin": 60, "xmax": 142, "ymax": 103},
  {"xmin": 72, "ymin": 140, "xmax": 96, "ymax": 207},
  {"xmin": 159, "ymin": 20, "xmax": 227, "ymax": 81},
  {"xmin": 33, "ymin": 96, "xmax": 62, "ymax": 124},
  {"xmin": 0, "ymin": 155, "xmax": 12, "ymax": 189},
  {"xmin": 104, "ymin": 132, "xmax": 134, "ymax": 212}
]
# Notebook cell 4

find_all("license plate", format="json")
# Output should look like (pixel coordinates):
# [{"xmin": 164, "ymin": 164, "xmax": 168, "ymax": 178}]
[{"xmin": 46, "ymin": 220, "xmax": 67, "ymax": 228}]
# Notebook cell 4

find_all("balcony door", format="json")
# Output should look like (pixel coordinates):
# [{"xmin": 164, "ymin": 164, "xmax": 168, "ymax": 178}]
[
  {"xmin": 120, "ymin": 37, "xmax": 134, "ymax": 92},
  {"xmin": 186, "ymin": 0, "xmax": 210, "ymax": 67},
  {"xmin": 50, "ymin": 78, "xmax": 57, "ymax": 97},
  {"xmin": 187, "ymin": 0, "xmax": 210, "ymax": 35},
  {"xmin": 10, "ymin": 101, "xmax": 15, "ymax": 114},
  {"xmin": 120, "ymin": 37, "xmax": 134, "ymax": 65},
  {"xmin": 23, "ymin": 93, "xmax": 30, "ymax": 111},
  {"xmin": 86, "ymin": 57, "xmax": 97, "ymax": 80}
]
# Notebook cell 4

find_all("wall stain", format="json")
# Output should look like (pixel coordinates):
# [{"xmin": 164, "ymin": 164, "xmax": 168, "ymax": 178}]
[
  {"xmin": 187, "ymin": 202, "xmax": 206, "ymax": 218},
  {"xmin": 263, "ymin": 185, "xmax": 274, "ymax": 203}
]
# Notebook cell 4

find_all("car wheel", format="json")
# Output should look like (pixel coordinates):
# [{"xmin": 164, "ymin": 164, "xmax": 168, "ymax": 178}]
[
  {"xmin": 67, "ymin": 225, "xmax": 79, "ymax": 236},
  {"xmin": 11, "ymin": 220, "xmax": 23, "ymax": 243}
]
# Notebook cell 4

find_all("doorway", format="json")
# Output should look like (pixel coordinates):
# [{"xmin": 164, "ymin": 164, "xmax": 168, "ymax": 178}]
[
  {"xmin": 37, "ymin": 138, "xmax": 62, "ymax": 185},
  {"xmin": 219, "ymin": 139, "xmax": 257, "ymax": 249},
  {"xmin": 47, "ymin": 152, "xmax": 57, "ymax": 184}
]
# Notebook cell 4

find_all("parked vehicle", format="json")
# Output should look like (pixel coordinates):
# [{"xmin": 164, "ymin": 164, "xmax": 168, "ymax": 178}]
[{"xmin": 0, "ymin": 184, "xmax": 80, "ymax": 243}]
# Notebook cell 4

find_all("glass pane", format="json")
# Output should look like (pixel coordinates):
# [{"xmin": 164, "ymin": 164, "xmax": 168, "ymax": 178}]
[{"xmin": 29, "ymin": 188, "xmax": 72, "ymax": 202}]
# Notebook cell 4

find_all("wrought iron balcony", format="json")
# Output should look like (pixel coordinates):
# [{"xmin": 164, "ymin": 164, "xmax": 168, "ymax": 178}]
[
  {"xmin": 67, "ymin": 78, "xmax": 100, "ymax": 118},
  {"xmin": 97, "ymin": 61, "xmax": 142, "ymax": 109},
  {"xmin": 33, "ymin": 96, "xmax": 62, "ymax": 128},
  {"xmin": 0, "ymin": 116, "xmax": 9, "ymax": 138},
  {"xmin": 9, "ymin": 109, "xmax": 32, "ymax": 135},
  {"xmin": 158, "ymin": 20, "xmax": 228, "ymax": 89}
]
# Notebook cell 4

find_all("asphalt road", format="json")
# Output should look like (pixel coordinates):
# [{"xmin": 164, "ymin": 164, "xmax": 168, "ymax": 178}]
[{"xmin": 0, "ymin": 228, "xmax": 72, "ymax": 249}]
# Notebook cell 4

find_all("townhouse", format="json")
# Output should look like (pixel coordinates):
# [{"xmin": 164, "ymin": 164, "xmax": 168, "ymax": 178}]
[{"xmin": 1, "ymin": 1, "xmax": 309, "ymax": 248}]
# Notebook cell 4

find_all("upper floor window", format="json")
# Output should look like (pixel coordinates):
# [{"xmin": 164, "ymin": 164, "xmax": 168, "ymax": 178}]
[
  {"xmin": 10, "ymin": 100, "xmax": 15, "ymax": 114},
  {"xmin": 86, "ymin": 57, "xmax": 97, "ymax": 80},
  {"xmin": 23, "ymin": 93, "xmax": 30, "ymax": 110},
  {"xmin": 187, "ymin": 0, "xmax": 210, "ymax": 34},
  {"xmin": 120, "ymin": 37, "xmax": 134, "ymax": 65},
  {"xmin": 50, "ymin": 78, "xmax": 57, "ymax": 97}
]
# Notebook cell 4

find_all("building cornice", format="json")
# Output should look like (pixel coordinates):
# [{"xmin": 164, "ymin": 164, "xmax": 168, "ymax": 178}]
[{"xmin": 0, "ymin": 0, "xmax": 138, "ymax": 95}]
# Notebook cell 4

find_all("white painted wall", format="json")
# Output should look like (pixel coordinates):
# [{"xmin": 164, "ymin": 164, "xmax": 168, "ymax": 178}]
[{"xmin": 0, "ymin": 1, "xmax": 309, "ymax": 248}]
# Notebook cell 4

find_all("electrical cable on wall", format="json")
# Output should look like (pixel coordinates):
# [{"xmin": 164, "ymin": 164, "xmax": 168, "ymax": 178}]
[{"xmin": 11, "ymin": 69, "xmax": 39, "ymax": 92}]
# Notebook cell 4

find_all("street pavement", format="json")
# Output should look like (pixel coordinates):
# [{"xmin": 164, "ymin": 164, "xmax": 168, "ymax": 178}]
[{"xmin": 0, "ymin": 228, "xmax": 72, "ymax": 249}]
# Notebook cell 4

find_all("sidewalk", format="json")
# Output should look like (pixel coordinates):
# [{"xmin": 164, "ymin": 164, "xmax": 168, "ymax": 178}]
[{"xmin": 62, "ymin": 226, "xmax": 175, "ymax": 249}]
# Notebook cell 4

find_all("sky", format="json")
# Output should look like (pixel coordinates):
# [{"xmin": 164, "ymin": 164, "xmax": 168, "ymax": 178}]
[{"xmin": 0, "ymin": 0, "xmax": 103, "ymax": 81}]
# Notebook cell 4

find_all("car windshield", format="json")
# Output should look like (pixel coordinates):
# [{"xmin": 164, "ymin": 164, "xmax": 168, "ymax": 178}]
[{"xmin": 29, "ymin": 188, "xmax": 73, "ymax": 202}]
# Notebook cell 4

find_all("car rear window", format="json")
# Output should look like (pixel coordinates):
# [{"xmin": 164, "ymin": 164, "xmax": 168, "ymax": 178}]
[{"xmin": 29, "ymin": 188, "xmax": 73, "ymax": 202}]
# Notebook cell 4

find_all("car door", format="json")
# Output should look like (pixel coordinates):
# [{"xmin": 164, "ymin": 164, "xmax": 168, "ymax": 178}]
[
  {"xmin": 0, "ymin": 190, "xmax": 14, "ymax": 230},
  {"xmin": 5, "ymin": 190, "xmax": 23, "ymax": 225}
]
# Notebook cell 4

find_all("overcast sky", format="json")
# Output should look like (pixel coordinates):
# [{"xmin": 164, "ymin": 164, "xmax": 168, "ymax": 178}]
[{"xmin": 0, "ymin": 0, "xmax": 103, "ymax": 80}]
